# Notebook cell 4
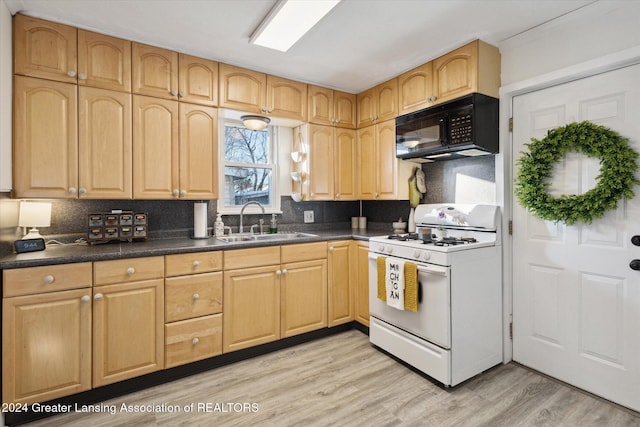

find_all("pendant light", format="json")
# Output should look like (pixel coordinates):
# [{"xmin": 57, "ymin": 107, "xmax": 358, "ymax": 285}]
[{"xmin": 241, "ymin": 115, "xmax": 271, "ymax": 131}]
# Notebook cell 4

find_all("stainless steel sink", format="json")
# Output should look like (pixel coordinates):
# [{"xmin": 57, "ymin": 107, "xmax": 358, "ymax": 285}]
[{"xmin": 216, "ymin": 232, "xmax": 317, "ymax": 243}]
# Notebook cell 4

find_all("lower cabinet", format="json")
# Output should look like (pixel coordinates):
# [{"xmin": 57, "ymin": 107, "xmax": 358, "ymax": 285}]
[
  {"xmin": 355, "ymin": 241, "xmax": 370, "ymax": 326},
  {"xmin": 327, "ymin": 240, "xmax": 354, "ymax": 326}
]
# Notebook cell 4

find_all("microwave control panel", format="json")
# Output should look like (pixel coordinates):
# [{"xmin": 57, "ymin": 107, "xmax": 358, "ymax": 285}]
[
  {"xmin": 449, "ymin": 113, "xmax": 473, "ymax": 145},
  {"xmin": 88, "ymin": 211, "xmax": 148, "ymax": 243}
]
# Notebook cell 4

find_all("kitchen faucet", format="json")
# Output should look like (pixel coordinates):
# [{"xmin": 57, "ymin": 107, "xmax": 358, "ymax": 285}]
[{"xmin": 239, "ymin": 201, "xmax": 265, "ymax": 234}]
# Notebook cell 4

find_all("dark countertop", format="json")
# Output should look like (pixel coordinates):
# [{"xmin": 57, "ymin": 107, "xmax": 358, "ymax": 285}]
[{"xmin": 0, "ymin": 228, "xmax": 385, "ymax": 269}]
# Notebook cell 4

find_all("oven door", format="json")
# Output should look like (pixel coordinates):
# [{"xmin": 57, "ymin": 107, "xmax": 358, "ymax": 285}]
[{"xmin": 368, "ymin": 253, "xmax": 451, "ymax": 349}]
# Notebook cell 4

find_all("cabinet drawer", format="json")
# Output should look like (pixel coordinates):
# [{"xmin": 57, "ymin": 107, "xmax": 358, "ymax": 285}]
[
  {"xmin": 281, "ymin": 242, "xmax": 327, "ymax": 263},
  {"xmin": 165, "ymin": 314, "xmax": 222, "ymax": 368},
  {"xmin": 224, "ymin": 246, "xmax": 280, "ymax": 270},
  {"xmin": 165, "ymin": 272, "xmax": 223, "ymax": 322},
  {"xmin": 3, "ymin": 262, "xmax": 93, "ymax": 297},
  {"xmin": 165, "ymin": 251, "xmax": 223, "ymax": 277},
  {"xmin": 94, "ymin": 257, "xmax": 164, "ymax": 285}
]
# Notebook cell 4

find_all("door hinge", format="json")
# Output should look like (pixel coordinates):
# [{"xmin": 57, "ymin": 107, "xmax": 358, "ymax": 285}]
[
  {"xmin": 508, "ymin": 220, "xmax": 513, "ymax": 235},
  {"xmin": 509, "ymin": 117, "xmax": 513, "ymax": 132},
  {"xmin": 509, "ymin": 321, "xmax": 513, "ymax": 340}
]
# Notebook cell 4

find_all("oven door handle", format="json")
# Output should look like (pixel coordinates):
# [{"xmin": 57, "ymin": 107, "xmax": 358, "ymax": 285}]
[{"xmin": 417, "ymin": 266, "xmax": 448, "ymax": 277}]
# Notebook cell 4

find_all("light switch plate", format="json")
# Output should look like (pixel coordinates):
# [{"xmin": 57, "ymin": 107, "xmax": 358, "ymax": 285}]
[{"xmin": 304, "ymin": 210, "xmax": 314, "ymax": 223}]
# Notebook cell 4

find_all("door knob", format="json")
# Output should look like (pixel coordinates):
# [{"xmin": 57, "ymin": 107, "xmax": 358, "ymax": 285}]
[
  {"xmin": 630, "ymin": 259, "xmax": 640, "ymax": 271},
  {"xmin": 632, "ymin": 235, "xmax": 640, "ymax": 246}
]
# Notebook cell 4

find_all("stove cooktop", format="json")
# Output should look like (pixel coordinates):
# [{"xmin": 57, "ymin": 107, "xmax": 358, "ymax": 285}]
[{"xmin": 386, "ymin": 233, "xmax": 478, "ymax": 246}]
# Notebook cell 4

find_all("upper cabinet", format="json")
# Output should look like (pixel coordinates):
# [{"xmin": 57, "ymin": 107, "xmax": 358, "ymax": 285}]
[
  {"xmin": 398, "ymin": 62, "xmax": 435, "ymax": 115},
  {"xmin": 78, "ymin": 30, "xmax": 131, "ymax": 92},
  {"xmin": 132, "ymin": 43, "xmax": 179, "ymax": 100},
  {"xmin": 356, "ymin": 78, "xmax": 398, "ymax": 128},
  {"xmin": 219, "ymin": 64, "xmax": 307, "ymax": 121},
  {"xmin": 433, "ymin": 39, "xmax": 500, "ymax": 104},
  {"xmin": 178, "ymin": 53, "xmax": 218, "ymax": 106},
  {"xmin": 308, "ymin": 85, "xmax": 356, "ymax": 129},
  {"xmin": 14, "ymin": 14, "xmax": 77, "ymax": 83}
]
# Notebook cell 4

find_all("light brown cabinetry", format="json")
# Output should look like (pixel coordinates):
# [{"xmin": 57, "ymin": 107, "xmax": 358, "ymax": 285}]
[
  {"xmin": 398, "ymin": 62, "xmax": 435, "ymax": 114},
  {"xmin": 132, "ymin": 42, "xmax": 179, "ymax": 100},
  {"xmin": 14, "ymin": 14, "xmax": 78, "ymax": 83},
  {"xmin": 78, "ymin": 30, "xmax": 131, "ymax": 92},
  {"xmin": 13, "ymin": 76, "xmax": 78, "ymax": 198},
  {"xmin": 357, "ymin": 120, "xmax": 404, "ymax": 200},
  {"xmin": 308, "ymin": 85, "xmax": 356, "ymax": 129},
  {"xmin": 280, "ymin": 242, "xmax": 327, "ymax": 338},
  {"xmin": 433, "ymin": 39, "xmax": 500, "ymax": 104},
  {"xmin": 165, "ymin": 252, "xmax": 223, "ymax": 368},
  {"xmin": 178, "ymin": 53, "xmax": 218, "ymax": 106},
  {"xmin": 267, "ymin": 75, "xmax": 307, "ymax": 121},
  {"xmin": 92, "ymin": 257, "xmax": 164, "ymax": 387},
  {"xmin": 334, "ymin": 128, "xmax": 358, "ymax": 200},
  {"xmin": 79, "ymin": 86, "xmax": 132, "ymax": 198},
  {"xmin": 223, "ymin": 246, "xmax": 281, "ymax": 353},
  {"xmin": 328, "ymin": 240, "xmax": 354, "ymax": 326},
  {"xmin": 356, "ymin": 78, "xmax": 398, "ymax": 128},
  {"xmin": 354, "ymin": 241, "xmax": 370, "ymax": 326},
  {"xmin": 2, "ymin": 263, "xmax": 93, "ymax": 404}
]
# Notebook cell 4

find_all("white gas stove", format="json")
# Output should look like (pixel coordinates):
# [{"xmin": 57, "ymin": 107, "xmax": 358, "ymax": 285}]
[{"xmin": 368, "ymin": 203, "xmax": 503, "ymax": 387}]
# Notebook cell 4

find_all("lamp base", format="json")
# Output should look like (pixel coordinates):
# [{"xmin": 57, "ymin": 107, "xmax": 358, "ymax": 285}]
[{"xmin": 22, "ymin": 228, "xmax": 43, "ymax": 240}]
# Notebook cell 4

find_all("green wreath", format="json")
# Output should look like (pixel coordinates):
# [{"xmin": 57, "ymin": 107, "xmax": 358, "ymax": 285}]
[{"xmin": 515, "ymin": 121, "xmax": 639, "ymax": 225}]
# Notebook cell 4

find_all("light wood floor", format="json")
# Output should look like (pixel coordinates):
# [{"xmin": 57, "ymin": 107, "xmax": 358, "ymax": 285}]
[{"xmin": 23, "ymin": 329, "xmax": 640, "ymax": 427}]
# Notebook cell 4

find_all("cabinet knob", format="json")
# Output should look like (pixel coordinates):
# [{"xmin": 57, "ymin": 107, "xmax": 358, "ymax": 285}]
[
  {"xmin": 329, "ymin": 247, "xmax": 334, "ymax": 252},
  {"xmin": 430, "ymin": 96, "xmax": 437, "ymax": 102},
  {"xmin": 193, "ymin": 260, "xmax": 200, "ymax": 268},
  {"xmin": 67, "ymin": 70, "xmax": 76, "ymax": 77},
  {"xmin": 68, "ymin": 187, "xmax": 77, "ymax": 194},
  {"xmin": 267, "ymin": 108, "xmax": 273, "ymax": 113},
  {"xmin": 43, "ymin": 275, "xmax": 55, "ymax": 284},
  {"xmin": 170, "ymin": 89, "xmax": 178, "ymax": 96},
  {"xmin": 81, "ymin": 295, "xmax": 90, "ymax": 302},
  {"xmin": 374, "ymin": 192, "xmax": 379, "ymax": 198},
  {"xmin": 126, "ymin": 267, "xmax": 135, "ymax": 275},
  {"xmin": 179, "ymin": 91, "xmax": 185, "ymax": 97},
  {"xmin": 192, "ymin": 337, "xmax": 200, "ymax": 345},
  {"xmin": 276, "ymin": 270, "xmax": 282, "ymax": 277},
  {"xmin": 192, "ymin": 293, "xmax": 200, "ymax": 300},
  {"xmin": 282, "ymin": 269, "xmax": 288, "ymax": 275},
  {"xmin": 173, "ymin": 189, "xmax": 180, "ymax": 197},
  {"xmin": 336, "ymin": 193, "xmax": 341, "ymax": 199},
  {"xmin": 79, "ymin": 187, "xmax": 87, "ymax": 195},
  {"xmin": 78, "ymin": 72, "xmax": 87, "ymax": 80},
  {"xmin": 180, "ymin": 190, "xmax": 187, "ymax": 197},
  {"xmin": 94, "ymin": 293, "xmax": 103, "ymax": 300}
]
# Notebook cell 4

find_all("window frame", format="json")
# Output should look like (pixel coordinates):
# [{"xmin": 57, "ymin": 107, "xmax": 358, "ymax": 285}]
[{"xmin": 218, "ymin": 119, "xmax": 281, "ymax": 215}]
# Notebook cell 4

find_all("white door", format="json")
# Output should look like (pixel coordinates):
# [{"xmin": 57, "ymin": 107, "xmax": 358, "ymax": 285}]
[{"xmin": 512, "ymin": 64, "xmax": 640, "ymax": 411}]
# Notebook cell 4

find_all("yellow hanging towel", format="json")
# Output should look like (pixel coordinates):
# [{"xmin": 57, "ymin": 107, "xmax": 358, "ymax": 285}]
[
  {"xmin": 377, "ymin": 256, "xmax": 386, "ymax": 301},
  {"xmin": 404, "ymin": 262, "xmax": 418, "ymax": 312}
]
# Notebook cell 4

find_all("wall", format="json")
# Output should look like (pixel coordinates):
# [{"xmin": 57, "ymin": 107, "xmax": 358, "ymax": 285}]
[
  {"xmin": 0, "ymin": 1, "xmax": 11, "ymax": 191},
  {"xmin": 421, "ymin": 156, "xmax": 496, "ymax": 204}
]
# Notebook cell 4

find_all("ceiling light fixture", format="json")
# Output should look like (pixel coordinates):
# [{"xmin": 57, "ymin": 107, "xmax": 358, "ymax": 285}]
[
  {"xmin": 249, "ymin": 0, "xmax": 341, "ymax": 52},
  {"xmin": 241, "ymin": 115, "xmax": 271, "ymax": 131}
]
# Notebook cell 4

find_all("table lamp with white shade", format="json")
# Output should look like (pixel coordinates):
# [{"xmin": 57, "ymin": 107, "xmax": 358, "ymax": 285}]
[{"xmin": 18, "ymin": 201, "xmax": 52, "ymax": 240}]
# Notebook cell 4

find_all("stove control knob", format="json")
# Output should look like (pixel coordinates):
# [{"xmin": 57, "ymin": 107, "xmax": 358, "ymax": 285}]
[
  {"xmin": 378, "ymin": 244, "xmax": 385, "ymax": 252},
  {"xmin": 413, "ymin": 250, "xmax": 421, "ymax": 259},
  {"xmin": 422, "ymin": 252, "xmax": 431, "ymax": 261},
  {"xmin": 386, "ymin": 246, "xmax": 393, "ymax": 254}
]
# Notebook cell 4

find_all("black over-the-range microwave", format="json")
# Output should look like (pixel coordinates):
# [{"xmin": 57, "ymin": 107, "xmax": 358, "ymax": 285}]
[{"xmin": 395, "ymin": 93, "xmax": 499, "ymax": 162}]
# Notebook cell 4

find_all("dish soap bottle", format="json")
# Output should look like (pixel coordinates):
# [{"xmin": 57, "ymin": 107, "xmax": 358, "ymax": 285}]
[
  {"xmin": 269, "ymin": 214, "xmax": 278, "ymax": 234},
  {"xmin": 214, "ymin": 213, "xmax": 224, "ymax": 237}
]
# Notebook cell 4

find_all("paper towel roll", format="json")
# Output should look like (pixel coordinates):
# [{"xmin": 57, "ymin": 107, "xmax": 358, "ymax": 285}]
[{"xmin": 194, "ymin": 202, "xmax": 208, "ymax": 238}]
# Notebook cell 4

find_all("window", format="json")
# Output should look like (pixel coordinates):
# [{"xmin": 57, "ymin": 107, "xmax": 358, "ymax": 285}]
[{"xmin": 219, "ymin": 121, "xmax": 280, "ymax": 214}]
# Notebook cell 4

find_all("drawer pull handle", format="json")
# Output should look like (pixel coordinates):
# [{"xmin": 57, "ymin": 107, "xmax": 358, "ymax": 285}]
[
  {"xmin": 126, "ymin": 267, "xmax": 135, "ymax": 275},
  {"xmin": 94, "ymin": 293, "xmax": 103, "ymax": 301},
  {"xmin": 193, "ymin": 261, "xmax": 200, "ymax": 268},
  {"xmin": 192, "ymin": 293, "xmax": 200, "ymax": 300},
  {"xmin": 81, "ymin": 295, "xmax": 90, "ymax": 303},
  {"xmin": 43, "ymin": 275, "xmax": 55, "ymax": 284},
  {"xmin": 192, "ymin": 337, "xmax": 200, "ymax": 345}
]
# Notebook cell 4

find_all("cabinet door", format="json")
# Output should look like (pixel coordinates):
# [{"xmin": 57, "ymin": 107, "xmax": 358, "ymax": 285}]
[
  {"xmin": 308, "ymin": 124, "xmax": 334, "ymax": 200},
  {"xmin": 398, "ymin": 62, "xmax": 434, "ymax": 114},
  {"xmin": 14, "ymin": 14, "xmax": 77, "ymax": 83},
  {"xmin": 356, "ymin": 125, "xmax": 376, "ymax": 200},
  {"xmin": 355, "ymin": 241, "xmax": 370, "ymax": 326},
  {"xmin": 78, "ymin": 30, "xmax": 131, "ymax": 92},
  {"xmin": 267, "ymin": 75, "xmax": 307, "ymax": 121},
  {"xmin": 433, "ymin": 40, "xmax": 477, "ymax": 104},
  {"xmin": 3, "ymin": 288, "xmax": 92, "ymax": 404},
  {"xmin": 375, "ymin": 79, "xmax": 398, "ymax": 122},
  {"xmin": 356, "ymin": 87, "xmax": 376, "ymax": 128},
  {"xmin": 219, "ymin": 63, "xmax": 266, "ymax": 114},
  {"xmin": 328, "ymin": 241, "xmax": 354, "ymax": 327},
  {"xmin": 334, "ymin": 128, "xmax": 357, "ymax": 200},
  {"xmin": 78, "ymin": 87, "xmax": 132, "ymax": 199},
  {"xmin": 281, "ymin": 259, "xmax": 327, "ymax": 338},
  {"xmin": 178, "ymin": 53, "xmax": 218, "ymax": 106},
  {"xmin": 178, "ymin": 103, "xmax": 218, "ymax": 199},
  {"xmin": 223, "ymin": 265, "xmax": 280, "ymax": 352},
  {"xmin": 132, "ymin": 95, "xmax": 179, "ymax": 199},
  {"xmin": 93, "ymin": 279, "xmax": 164, "ymax": 387},
  {"xmin": 376, "ymin": 120, "xmax": 398, "ymax": 200},
  {"xmin": 334, "ymin": 91, "xmax": 357, "ymax": 129},
  {"xmin": 308, "ymin": 85, "xmax": 333, "ymax": 126},
  {"xmin": 13, "ymin": 76, "xmax": 78, "ymax": 198},
  {"xmin": 132, "ymin": 42, "xmax": 179, "ymax": 100}
]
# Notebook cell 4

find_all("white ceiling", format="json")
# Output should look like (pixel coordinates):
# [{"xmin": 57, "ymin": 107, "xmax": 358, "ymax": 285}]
[{"xmin": 4, "ymin": 0, "xmax": 595, "ymax": 93}]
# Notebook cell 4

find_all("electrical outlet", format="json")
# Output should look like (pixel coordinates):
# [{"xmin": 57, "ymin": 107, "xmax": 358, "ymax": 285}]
[{"xmin": 303, "ymin": 210, "xmax": 314, "ymax": 223}]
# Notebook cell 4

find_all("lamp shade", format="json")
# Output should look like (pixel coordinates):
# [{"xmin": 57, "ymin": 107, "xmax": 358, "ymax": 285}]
[
  {"xmin": 241, "ymin": 115, "xmax": 271, "ymax": 131},
  {"xmin": 18, "ymin": 201, "xmax": 52, "ymax": 228}
]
